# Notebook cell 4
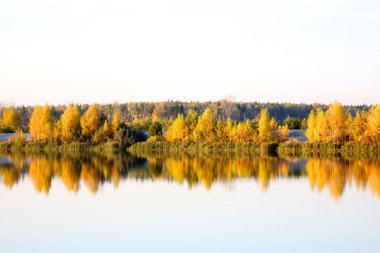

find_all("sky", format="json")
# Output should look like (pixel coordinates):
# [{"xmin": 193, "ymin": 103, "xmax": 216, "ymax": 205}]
[{"xmin": 0, "ymin": 0, "xmax": 379, "ymax": 105}]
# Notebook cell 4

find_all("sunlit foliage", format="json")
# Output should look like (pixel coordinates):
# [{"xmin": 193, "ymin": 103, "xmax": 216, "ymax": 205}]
[
  {"xmin": 350, "ymin": 111, "xmax": 367, "ymax": 142},
  {"xmin": 29, "ymin": 104, "xmax": 54, "ymax": 142},
  {"xmin": 366, "ymin": 104, "xmax": 380, "ymax": 142},
  {"xmin": 258, "ymin": 108, "xmax": 274, "ymax": 142},
  {"xmin": 324, "ymin": 101, "xmax": 348, "ymax": 143},
  {"xmin": 112, "ymin": 109, "xmax": 121, "ymax": 134},
  {"xmin": 61, "ymin": 106, "xmax": 81, "ymax": 143},
  {"xmin": 80, "ymin": 104, "xmax": 100, "ymax": 139},
  {"xmin": 193, "ymin": 108, "xmax": 215, "ymax": 143},
  {"xmin": 0, "ymin": 107, "xmax": 21, "ymax": 131},
  {"xmin": 306, "ymin": 102, "xmax": 380, "ymax": 144},
  {"xmin": 278, "ymin": 125, "xmax": 290, "ymax": 142},
  {"xmin": 166, "ymin": 114, "xmax": 187, "ymax": 142}
]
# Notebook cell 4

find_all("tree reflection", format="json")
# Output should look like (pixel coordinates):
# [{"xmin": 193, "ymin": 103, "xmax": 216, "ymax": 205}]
[
  {"xmin": 29, "ymin": 156, "xmax": 53, "ymax": 194},
  {"xmin": 305, "ymin": 158, "xmax": 380, "ymax": 199},
  {"xmin": 0, "ymin": 152, "xmax": 380, "ymax": 200}
]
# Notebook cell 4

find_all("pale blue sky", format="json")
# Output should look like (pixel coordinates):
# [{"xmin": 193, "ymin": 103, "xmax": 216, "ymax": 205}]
[{"xmin": 0, "ymin": 0, "xmax": 379, "ymax": 105}]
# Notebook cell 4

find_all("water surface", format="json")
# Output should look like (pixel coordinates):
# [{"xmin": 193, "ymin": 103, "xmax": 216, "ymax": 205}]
[{"xmin": 0, "ymin": 152, "xmax": 379, "ymax": 253}]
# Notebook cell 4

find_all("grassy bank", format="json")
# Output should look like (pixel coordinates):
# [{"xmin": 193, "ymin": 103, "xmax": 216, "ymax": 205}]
[
  {"xmin": 129, "ymin": 140, "xmax": 380, "ymax": 158},
  {"xmin": 128, "ymin": 141, "xmax": 279, "ymax": 156},
  {"xmin": 278, "ymin": 141, "xmax": 380, "ymax": 157},
  {"xmin": 0, "ymin": 141, "xmax": 123, "ymax": 153},
  {"xmin": 2, "ymin": 139, "xmax": 380, "ymax": 158}
]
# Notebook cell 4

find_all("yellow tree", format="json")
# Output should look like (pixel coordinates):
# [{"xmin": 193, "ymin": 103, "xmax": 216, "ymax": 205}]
[
  {"xmin": 29, "ymin": 104, "xmax": 54, "ymax": 142},
  {"xmin": 351, "ymin": 110, "xmax": 367, "ymax": 142},
  {"xmin": 53, "ymin": 120, "xmax": 62, "ymax": 141},
  {"xmin": 193, "ymin": 108, "xmax": 215, "ymax": 143},
  {"xmin": 185, "ymin": 109, "xmax": 199, "ymax": 135},
  {"xmin": 166, "ymin": 114, "xmax": 187, "ymax": 142},
  {"xmin": 278, "ymin": 125, "xmax": 290, "ymax": 142},
  {"xmin": 61, "ymin": 106, "xmax": 81, "ymax": 143},
  {"xmin": 92, "ymin": 121, "xmax": 112, "ymax": 144},
  {"xmin": 80, "ymin": 104, "xmax": 100, "ymax": 139},
  {"xmin": 305, "ymin": 110, "xmax": 316, "ymax": 141},
  {"xmin": 102, "ymin": 120, "xmax": 112, "ymax": 137},
  {"xmin": 325, "ymin": 101, "xmax": 348, "ymax": 143},
  {"xmin": 314, "ymin": 108, "xmax": 327, "ymax": 142},
  {"xmin": 258, "ymin": 108, "xmax": 273, "ymax": 142},
  {"xmin": 270, "ymin": 118, "xmax": 278, "ymax": 130},
  {"xmin": 367, "ymin": 104, "xmax": 380, "ymax": 142},
  {"xmin": 234, "ymin": 120, "xmax": 253, "ymax": 143},
  {"xmin": 112, "ymin": 109, "xmax": 121, "ymax": 134},
  {"xmin": 1, "ymin": 107, "xmax": 21, "ymax": 131},
  {"xmin": 224, "ymin": 118, "xmax": 235, "ymax": 142},
  {"xmin": 215, "ymin": 117, "xmax": 226, "ymax": 142},
  {"xmin": 346, "ymin": 112, "xmax": 353, "ymax": 140}
]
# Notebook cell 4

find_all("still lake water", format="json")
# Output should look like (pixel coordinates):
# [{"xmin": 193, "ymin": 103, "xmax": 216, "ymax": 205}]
[{"xmin": 0, "ymin": 152, "xmax": 379, "ymax": 253}]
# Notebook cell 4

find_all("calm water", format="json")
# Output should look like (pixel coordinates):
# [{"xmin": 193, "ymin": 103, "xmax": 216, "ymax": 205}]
[{"xmin": 0, "ymin": 152, "xmax": 380, "ymax": 253}]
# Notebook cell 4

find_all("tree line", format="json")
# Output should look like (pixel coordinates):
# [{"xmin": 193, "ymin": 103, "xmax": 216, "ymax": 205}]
[
  {"xmin": 306, "ymin": 101, "xmax": 380, "ymax": 144},
  {"xmin": 157, "ymin": 108, "xmax": 285, "ymax": 144},
  {"xmin": 0, "ymin": 100, "xmax": 370, "ymax": 133},
  {"xmin": 1, "ymin": 100, "xmax": 379, "ymax": 146},
  {"xmin": 0, "ymin": 104, "xmax": 145, "ymax": 146}
]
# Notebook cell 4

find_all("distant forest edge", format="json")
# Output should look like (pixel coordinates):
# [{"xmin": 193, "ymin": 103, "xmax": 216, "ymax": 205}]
[
  {"xmin": 0, "ymin": 99, "xmax": 380, "ymax": 155},
  {"xmin": 0, "ymin": 100, "xmax": 372, "ymax": 133}
]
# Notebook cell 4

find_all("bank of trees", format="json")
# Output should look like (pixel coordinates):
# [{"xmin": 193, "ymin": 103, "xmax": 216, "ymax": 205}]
[
  {"xmin": 159, "ymin": 108, "xmax": 280, "ymax": 144},
  {"xmin": 2, "ymin": 100, "xmax": 380, "ymax": 147},
  {"xmin": 1, "ymin": 100, "xmax": 369, "ymax": 133},
  {"xmin": 306, "ymin": 101, "xmax": 380, "ymax": 144},
  {"xmin": 0, "ymin": 107, "xmax": 21, "ymax": 132},
  {"xmin": 0, "ymin": 104, "xmax": 145, "ymax": 146}
]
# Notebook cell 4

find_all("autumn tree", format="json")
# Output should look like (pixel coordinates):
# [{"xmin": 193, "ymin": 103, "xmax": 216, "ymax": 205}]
[
  {"xmin": 366, "ymin": 104, "xmax": 380, "ymax": 142},
  {"xmin": 258, "ymin": 108, "xmax": 274, "ymax": 142},
  {"xmin": 185, "ymin": 109, "xmax": 199, "ymax": 135},
  {"xmin": 314, "ymin": 108, "xmax": 327, "ymax": 142},
  {"xmin": 1, "ymin": 107, "xmax": 21, "ymax": 131},
  {"xmin": 53, "ymin": 120, "xmax": 62, "ymax": 141},
  {"xmin": 325, "ymin": 101, "xmax": 348, "ymax": 143},
  {"xmin": 148, "ymin": 122, "xmax": 163, "ymax": 137},
  {"xmin": 193, "ymin": 108, "xmax": 215, "ymax": 143},
  {"xmin": 166, "ymin": 114, "xmax": 187, "ymax": 142},
  {"xmin": 61, "ymin": 106, "xmax": 81, "ymax": 143},
  {"xmin": 215, "ymin": 117, "xmax": 226, "ymax": 142},
  {"xmin": 305, "ymin": 110, "xmax": 316, "ymax": 141},
  {"xmin": 350, "ymin": 111, "xmax": 368, "ymax": 142},
  {"xmin": 234, "ymin": 120, "xmax": 253, "ymax": 143},
  {"xmin": 29, "ymin": 104, "xmax": 54, "ymax": 142},
  {"xmin": 278, "ymin": 125, "xmax": 290, "ymax": 142},
  {"xmin": 80, "ymin": 104, "xmax": 100, "ymax": 139},
  {"xmin": 92, "ymin": 121, "xmax": 112, "ymax": 144},
  {"xmin": 112, "ymin": 109, "xmax": 121, "ymax": 134},
  {"xmin": 224, "ymin": 118, "xmax": 235, "ymax": 142}
]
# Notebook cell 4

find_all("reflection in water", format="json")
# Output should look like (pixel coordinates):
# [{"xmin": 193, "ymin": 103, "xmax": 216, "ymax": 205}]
[{"xmin": 0, "ymin": 152, "xmax": 380, "ymax": 200}]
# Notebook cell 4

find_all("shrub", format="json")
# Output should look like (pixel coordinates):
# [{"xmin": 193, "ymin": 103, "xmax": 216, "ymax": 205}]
[{"xmin": 8, "ymin": 130, "xmax": 26, "ymax": 145}]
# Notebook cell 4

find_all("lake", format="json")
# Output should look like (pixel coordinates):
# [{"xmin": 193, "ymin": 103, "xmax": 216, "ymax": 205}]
[{"xmin": 0, "ymin": 152, "xmax": 379, "ymax": 253}]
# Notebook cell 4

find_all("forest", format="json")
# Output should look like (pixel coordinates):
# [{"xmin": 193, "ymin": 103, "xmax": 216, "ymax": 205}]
[
  {"xmin": 0, "ymin": 99, "xmax": 370, "ymax": 133},
  {"xmin": 0, "ymin": 100, "xmax": 379, "ymax": 152}
]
